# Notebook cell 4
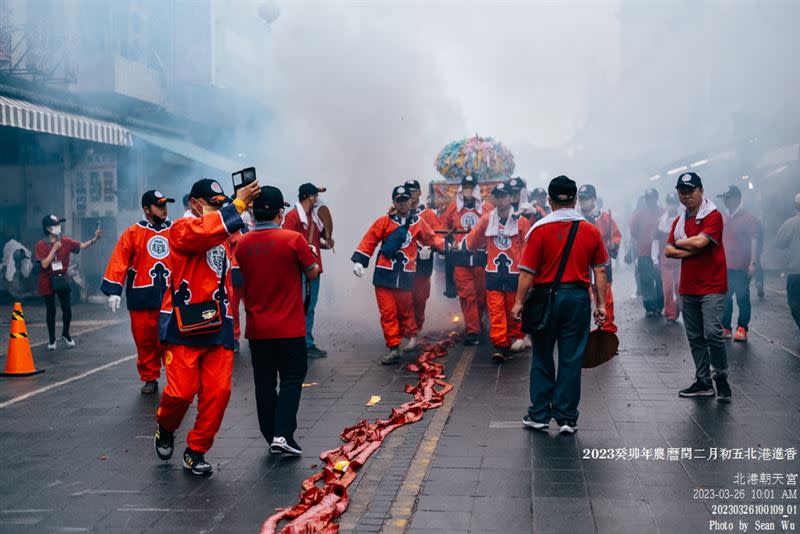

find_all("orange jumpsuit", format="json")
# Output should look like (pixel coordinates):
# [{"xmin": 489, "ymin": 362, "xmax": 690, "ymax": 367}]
[
  {"xmin": 440, "ymin": 200, "xmax": 487, "ymax": 335},
  {"xmin": 585, "ymin": 210, "xmax": 621, "ymax": 333},
  {"xmin": 101, "ymin": 221, "xmax": 172, "ymax": 382},
  {"xmin": 466, "ymin": 210, "xmax": 531, "ymax": 350},
  {"xmin": 412, "ymin": 205, "xmax": 443, "ymax": 330},
  {"xmin": 156, "ymin": 205, "xmax": 244, "ymax": 454},
  {"xmin": 352, "ymin": 212, "xmax": 444, "ymax": 348}
]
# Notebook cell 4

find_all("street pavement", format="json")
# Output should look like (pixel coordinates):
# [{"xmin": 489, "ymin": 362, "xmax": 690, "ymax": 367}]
[{"xmin": 0, "ymin": 267, "xmax": 798, "ymax": 533}]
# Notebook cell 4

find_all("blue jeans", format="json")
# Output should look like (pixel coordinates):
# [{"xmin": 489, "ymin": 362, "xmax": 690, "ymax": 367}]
[
  {"xmin": 637, "ymin": 256, "xmax": 664, "ymax": 312},
  {"xmin": 528, "ymin": 287, "xmax": 591, "ymax": 424},
  {"xmin": 722, "ymin": 269, "xmax": 751, "ymax": 330},
  {"xmin": 302, "ymin": 274, "xmax": 320, "ymax": 348}
]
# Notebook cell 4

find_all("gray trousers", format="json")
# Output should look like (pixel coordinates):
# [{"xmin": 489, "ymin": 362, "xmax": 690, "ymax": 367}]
[{"xmin": 682, "ymin": 294, "xmax": 728, "ymax": 385}]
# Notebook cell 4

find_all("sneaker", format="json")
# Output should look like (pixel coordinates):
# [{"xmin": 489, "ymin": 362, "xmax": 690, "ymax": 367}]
[
  {"xmin": 61, "ymin": 335, "xmax": 75, "ymax": 348},
  {"xmin": 307, "ymin": 344, "xmax": 328, "ymax": 358},
  {"xmin": 381, "ymin": 347, "xmax": 401, "ymax": 365},
  {"xmin": 523, "ymin": 335, "xmax": 532, "ymax": 349},
  {"xmin": 733, "ymin": 327, "xmax": 748, "ymax": 342},
  {"xmin": 463, "ymin": 333, "xmax": 480, "ymax": 346},
  {"xmin": 182, "ymin": 448, "xmax": 212, "ymax": 475},
  {"xmin": 522, "ymin": 415, "xmax": 549, "ymax": 431},
  {"xmin": 140, "ymin": 380, "xmax": 158, "ymax": 395},
  {"xmin": 270, "ymin": 436, "xmax": 302, "ymax": 455},
  {"xmin": 402, "ymin": 336, "xmax": 418, "ymax": 353},
  {"xmin": 233, "ymin": 340, "xmax": 240, "ymax": 353},
  {"xmin": 557, "ymin": 421, "xmax": 577, "ymax": 434},
  {"xmin": 678, "ymin": 381, "xmax": 716, "ymax": 398},
  {"xmin": 714, "ymin": 376, "xmax": 732, "ymax": 401},
  {"xmin": 510, "ymin": 338, "xmax": 526, "ymax": 353},
  {"xmin": 154, "ymin": 426, "xmax": 174, "ymax": 460},
  {"xmin": 722, "ymin": 328, "xmax": 733, "ymax": 339},
  {"xmin": 47, "ymin": 340, "xmax": 57, "ymax": 351},
  {"xmin": 491, "ymin": 349, "xmax": 506, "ymax": 363},
  {"xmin": 645, "ymin": 310, "xmax": 655, "ymax": 318}
]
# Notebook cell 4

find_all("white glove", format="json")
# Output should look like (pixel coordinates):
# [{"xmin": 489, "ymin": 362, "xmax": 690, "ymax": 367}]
[
  {"xmin": 418, "ymin": 245, "xmax": 432, "ymax": 260},
  {"xmin": 517, "ymin": 202, "xmax": 534, "ymax": 216},
  {"xmin": 108, "ymin": 295, "xmax": 121, "ymax": 313},
  {"xmin": 353, "ymin": 262, "xmax": 367, "ymax": 278}
]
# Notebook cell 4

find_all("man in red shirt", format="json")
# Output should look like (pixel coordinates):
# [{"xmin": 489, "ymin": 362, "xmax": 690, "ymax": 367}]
[
  {"xmin": 236, "ymin": 186, "xmax": 320, "ymax": 455},
  {"xmin": 465, "ymin": 182, "xmax": 531, "ymax": 361},
  {"xmin": 578, "ymin": 184, "xmax": 622, "ymax": 333},
  {"xmin": 630, "ymin": 189, "xmax": 665, "ymax": 316},
  {"xmin": 282, "ymin": 183, "xmax": 331, "ymax": 358},
  {"xmin": 665, "ymin": 172, "xmax": 731, "ymax": 401},
  {"xmin": 36, "ymin": 214, "xmax": 102, "ymax": 350},
  {"xmin": 512, "ymin": 175, "xmax": 608, "ymax": 435},
  {"xmin": 101, "ymin": 190, "xmax": 174, "ymax": 394},
  {"xmin": 717, "ymin": 185, "xmax": 759, "ymax": 342}
]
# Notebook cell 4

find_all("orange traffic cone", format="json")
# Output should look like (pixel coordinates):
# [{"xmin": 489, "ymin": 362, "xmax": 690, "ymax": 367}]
[{"xmin": 1, "ymin": 303, "xmax": 44, "ymax": 377}]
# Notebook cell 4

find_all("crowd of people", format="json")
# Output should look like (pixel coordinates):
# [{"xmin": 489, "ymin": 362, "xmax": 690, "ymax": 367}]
[{"xmin": 25, "ymin": 169, "xmax": 800, "ymax": 474}]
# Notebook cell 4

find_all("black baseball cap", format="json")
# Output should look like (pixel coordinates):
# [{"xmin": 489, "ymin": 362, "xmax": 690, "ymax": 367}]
[
  {"xmin": 253, "ymin": 185, "xmax": 289, "ymax": 211},
  {"xmin": 531, "ymin": 187, "xmax": 547, "ymax": 198},
  {"xmin": 404, "ymin": 179, "xmax": 421, "ymax": 191},
  {"xmin": 298, "ymin": 183, "xmax": 327, "ymax": 200},
  {"xmin": 461, "ymin": 175, "xmax": 478, "ymax": 187},
  {"xmin": 717, "ymin": 185, "xmax": 742, "ymax": 199},
  {"xmin": 578, "ymin": 184, "xmax": 597, "ymax": 199},
  {"xmin": 141, "ymin": 190, "xmax": 175, "ymax": 208},
  {"xmin": 676, "ymin": 172, "xmax": 703, "ymax": 189},
  {"xmin": 42, "ymin": 214, "xmax": 65, "ymax": 228},
  {"xmin": 507, "ymin": 177, "xmax": 526, "ymax": 191},
  {"xmin": 548, "ymin": 175, "xmax": 577, "ymax": 202},
  {"xmin": 392, "ymin": 185, "xmax": 412, "ymax": 201},
  {"xmin": 189, "ymin": 178, "xmax": 231, "ymax": 206},
  {"xmin": 491, "ymin": 182, "xmax": 511, "ymax": 196}
]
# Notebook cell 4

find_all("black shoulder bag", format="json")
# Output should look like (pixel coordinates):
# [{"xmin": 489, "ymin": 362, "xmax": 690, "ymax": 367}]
[
  {"xmin": 172, "ymin": 253, "xmax": 227, "ymax": 336},
  {"xmin": 521, "ymin": 220, "xmax": 581, "ymax": 335}
]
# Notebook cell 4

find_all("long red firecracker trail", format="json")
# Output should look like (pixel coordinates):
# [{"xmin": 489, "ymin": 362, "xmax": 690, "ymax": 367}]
[{"xmin": 260, "ymin": 335, "xmax": 458, "ymax": 534}]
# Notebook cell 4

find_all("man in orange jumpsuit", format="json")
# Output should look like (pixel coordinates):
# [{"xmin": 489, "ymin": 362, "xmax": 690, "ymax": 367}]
[
  {"xmin": 465, "ymin": 182, "xmax": 531, "ymax": 362},
  {"xmin": 578, "ymin": 184, "xmax": 621, "ymax": 333},
  {"xmin": 154, "ymin": 178, "xmax": 260, "ymax": 475},
  {"xmin": 404, "ymin": 179, "xmax": 442, "ymax": 333},
  {"xmin": 440, "ymin": 175, "xmax": 487, "ymax": 346},
  {"xmin": 352, "ymin": 185, "xmax": 445, "ymax": 364},
  {"xmin": 102, "ymin": 190, "xmax": 174, "ymax": 394}
]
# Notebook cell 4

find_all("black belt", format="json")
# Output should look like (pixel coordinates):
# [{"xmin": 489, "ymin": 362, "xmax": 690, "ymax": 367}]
[{"xmin": 533, "ymin": 282, "xmax": 587, "ymax": 290}]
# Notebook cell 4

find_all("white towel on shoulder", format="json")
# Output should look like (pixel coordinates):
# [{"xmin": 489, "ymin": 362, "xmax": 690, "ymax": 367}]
[
  {"xmin": 525, "ymin": 208, "xmax": 585, "ymax": 240},
  {"xmin": 673, "ymin": 198, "xmax": 717, "ymax": 241}
]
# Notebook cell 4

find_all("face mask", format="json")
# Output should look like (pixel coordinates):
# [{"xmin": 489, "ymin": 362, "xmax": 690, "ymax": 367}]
[
  {"xmin": 49, "ymin": 225, "xmax": 62, "ymax": 236},
  {"xmin": 151, "ymin": 215, "xmax": 166, "ymax": 225}
]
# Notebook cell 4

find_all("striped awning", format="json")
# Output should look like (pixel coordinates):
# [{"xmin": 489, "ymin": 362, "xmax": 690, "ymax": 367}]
[{"xmin": 0, "ymin": 95, "xmax": 132, "ymax": 146}]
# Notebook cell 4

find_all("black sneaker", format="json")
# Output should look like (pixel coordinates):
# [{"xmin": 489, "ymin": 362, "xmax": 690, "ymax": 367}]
[
  {"xmin": 463, "ymin": 333, "xmax": 480, "ymax": 346},
  {"xmin": 557, "ymin": 421, "xmax": 578, "ymax": 434},
  {"xmin": 154, "ymin": 426, "xmax": 174, "ymax": 460},
  {"xmin": 182, "ymin": 448, "xmax": 212, "ymax": 475},
  {"xmin": 678, "ymin": 381, "xmax": 716, "ymax": 398},
  {"xmin": 522, "ymin": 415, "xmax": 549, "ymax": 432},
  {"xmin": 140, "ymin": 380, "xmax": 158, "ymax": 395},
  {"xmin": 307, "ymin": 345, "xmax": 328, "ymax": 358},
  {"xmin": 714, "ymin": 376, "xmax": 732, "ymax": 401},
  {"xmin": 270, "ymin": 436, "xmax": 302, "ymax": 455}
]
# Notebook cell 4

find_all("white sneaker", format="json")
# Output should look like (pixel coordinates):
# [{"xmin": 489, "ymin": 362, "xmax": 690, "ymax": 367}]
[
  {"xmin": 47, "ymin": 341, "xmax": 57, "ymax": 351},
  {"xmin": 402, "ymin": 336, "xmax": 418, "ymax": 353},
  {"xmin": 523, "ymin": 335, "xmax": 532, "ymax": 349},
  {"xmin": 558, "ymin": 422, "xmax": 577, "ymax": 435},
  {"xmin": 61, "ymin": 336, "xmax": 76, "ymax": 349},
  {"xmin": 510, "ymin": 338, "xmax": 526, "ymax": 353},
  {"xmin": 523, "ymin": 416, "xmax": 549, "ymax": 431}
]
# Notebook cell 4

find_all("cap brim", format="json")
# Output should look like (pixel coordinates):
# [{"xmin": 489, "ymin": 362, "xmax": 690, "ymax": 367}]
[
  {"xmin": 676, "ymin": 184, "xmax": 697, "ymax": 189},
  {"xmin": 393, "ymin": 195, "xmax": 411, "ymax": 201},
  {"xmin": 205, "ymin": 195, "xmax": 231, "ymax": 206},
  {"xmin": 316, "ymin": 187, "xmax": 327, "ymax": 193}
]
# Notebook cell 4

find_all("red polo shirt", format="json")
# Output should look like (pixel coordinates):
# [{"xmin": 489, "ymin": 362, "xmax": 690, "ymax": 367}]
[
  {"xmin": 667, "ymin": 210, "xmax": 727, "ymax": 295},
  {"xmin": 722, "ymin": 208, "xmax": 759, "ymax": 271},
  {"xmin": 235, "ymin": 224, "xmax": 317, "ymax": 340},
  {"xmin": 520, "ymin": 220, "xmax": 608, "ymax": 287},
  {"xmin": 35, "ymin": 237, "xmax": 81, "ymax": 296}
]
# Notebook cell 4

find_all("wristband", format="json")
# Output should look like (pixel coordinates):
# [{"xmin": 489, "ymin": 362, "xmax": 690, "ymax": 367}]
[{"xmin": 232, "ymin": 198, "xmax": 247, "ymax": 214}]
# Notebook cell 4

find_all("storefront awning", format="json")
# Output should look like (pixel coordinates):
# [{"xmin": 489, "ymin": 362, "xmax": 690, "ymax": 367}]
[
  {"xmin": 0, "ymin": 95, "xmax": 132, "ymax": 146},
  {"xmin": 132, "ymin": 129, "xmax": 240, "ymax": 173}
]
